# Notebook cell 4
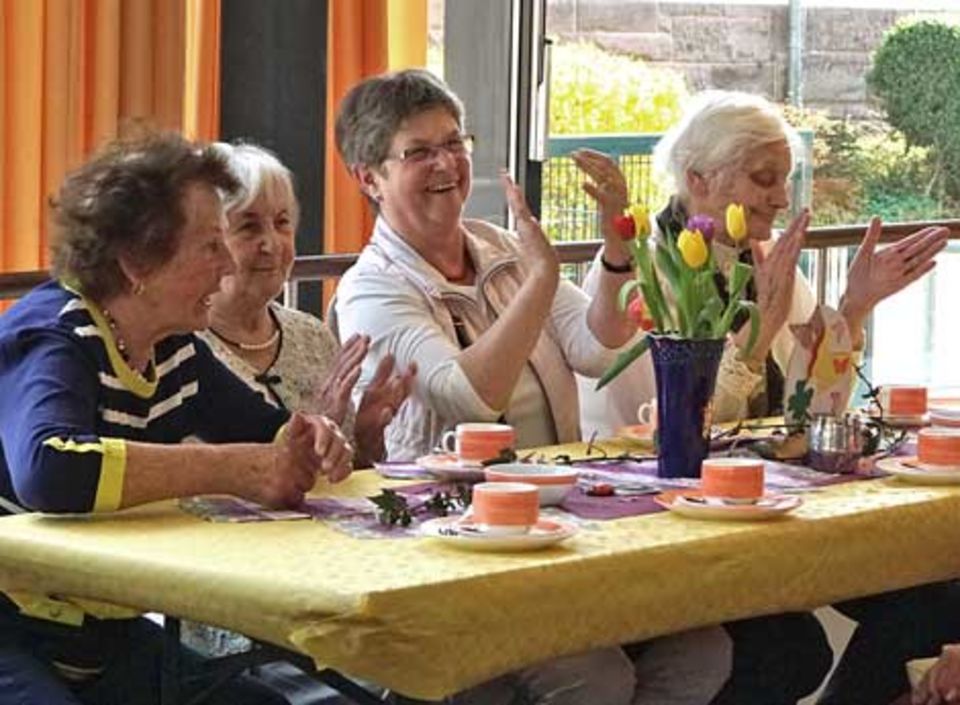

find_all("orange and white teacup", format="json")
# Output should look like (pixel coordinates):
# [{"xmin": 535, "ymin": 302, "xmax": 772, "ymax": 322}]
[
  {"xmin": 701, "ymin": 458, "xmax": 765, "ymax": 504},
  {"xmin": 441, "ymin": 423, "xmax": 516, "ymax": 466},
  {"xmin": 470, "ymin": 482, "xmax": 539, "ymax": 535},
  {"xmin": 878, "ymin": 385, "xmax": 928, "ymax": 417}
]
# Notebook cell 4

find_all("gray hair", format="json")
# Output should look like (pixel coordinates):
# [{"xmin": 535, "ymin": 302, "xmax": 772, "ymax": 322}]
[
  {"xmin": 210, "ymin": 142, "xmax": 299, "ymax": 223},
  {"xmin": 335, "ymin": 68, "xmax": 465, "ymax": 168},
  {"xmin": 653, "ymin": 90, "xmax": 800, "ymax": 200}
]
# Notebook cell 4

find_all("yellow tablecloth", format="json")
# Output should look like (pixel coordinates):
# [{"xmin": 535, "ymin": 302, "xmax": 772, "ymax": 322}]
[{"xmin": 1, "ymin": 440, "xmax": 960, "ymax": 699}]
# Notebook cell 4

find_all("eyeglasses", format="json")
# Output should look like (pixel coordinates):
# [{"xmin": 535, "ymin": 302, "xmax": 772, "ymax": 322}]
[{"xmin": 386, "ymin": 134, "xmax": 476, "ymax": 165}]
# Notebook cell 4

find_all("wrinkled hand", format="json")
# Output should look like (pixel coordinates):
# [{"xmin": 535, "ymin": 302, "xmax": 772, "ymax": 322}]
[
  {"xmin": 248, "ymin": 413, "xmax": 353, "ymax": 508},
  {"xmin": 841, "ymin": 219, "xmax": 948, "ymax": 337},
  {"xmin": 355, "ymin": 355, "xmax": 417, "ymax": 466},
  {"xmin": 500, "ymin": 171, "xmax": 559, "ymax": 289},
  {"xmin": 572, "ymin": 149, "xmax": 629, "ymax": 224},
  {"xmin": 913, "ymin": 645, "xmax": 960, "ymax": 705},
  {"xmin": 744, "ymin": 209, "xmax": 809, "ymax": 360},
  {"xmin": 312, "ymin": 334, "xmax": 369, "ymax": 424}
]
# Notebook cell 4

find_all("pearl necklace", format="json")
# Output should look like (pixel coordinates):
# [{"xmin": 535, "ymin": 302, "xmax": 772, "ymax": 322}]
[{"xmin": 208, "ymin": 324, "xmax": 280, "ymax": 351}]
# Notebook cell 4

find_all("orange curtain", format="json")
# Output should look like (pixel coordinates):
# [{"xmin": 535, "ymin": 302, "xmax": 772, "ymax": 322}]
[
  {"xmin": 0, "ymin": 0, "xmax": 220, "ymax": 284},
  {"xmin": 323, "ymin": 0, "xmax": 388, "ymax": 265},
  {"xmin": 323, "ymin": 0, "xmax": 427, "ymax": 304}
]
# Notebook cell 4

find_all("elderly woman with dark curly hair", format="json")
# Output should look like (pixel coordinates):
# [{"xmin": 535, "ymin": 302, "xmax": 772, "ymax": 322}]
[{"xmin": 0, "ymin": 134, "xmax": 352, "ymax": 705}]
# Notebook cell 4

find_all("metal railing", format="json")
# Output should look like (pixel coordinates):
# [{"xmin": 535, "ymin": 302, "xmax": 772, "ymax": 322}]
[
  {"xmin": 4, "ymin": 220, "xmax": 958, "ymax": 308},
  {"xmin": 541, "ymin": 131, "xmax": 815, "ymax": 244}
]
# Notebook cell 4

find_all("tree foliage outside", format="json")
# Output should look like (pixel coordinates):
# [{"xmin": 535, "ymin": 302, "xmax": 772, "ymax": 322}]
[
  {"xmin": 868, "ymin": 19, "xmax": 960, "ymax": 203},
  {"xmin": 785, "ymin": 108, "xmax": 952, "ymax": 226},
  {"xmin": 549, "ymin": 42, "xmax": 688, "ymax": 136}
]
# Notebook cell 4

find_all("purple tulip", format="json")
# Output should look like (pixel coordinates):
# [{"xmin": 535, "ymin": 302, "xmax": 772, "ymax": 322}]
[{"xmin": 686, "ymin": 214, "xmax": 715, "ymax": 242}]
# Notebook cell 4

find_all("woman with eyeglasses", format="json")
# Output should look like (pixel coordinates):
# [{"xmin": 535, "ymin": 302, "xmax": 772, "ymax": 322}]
[
  {"xmin": 334, "ymin": 68, "xmax": 636, "ymax": 461},
  {"xmin": 334, "ymin": 68, "xmax": 733, "ymax": 705}
]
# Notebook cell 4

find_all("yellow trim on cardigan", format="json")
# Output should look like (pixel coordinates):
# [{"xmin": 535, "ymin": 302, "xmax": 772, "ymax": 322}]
[
  {"xmin": 82, "ymin": 298, "xmax": 158, "ymax": 399},
  {"xmin": 42, "ymin": 436, "xmax": 127, "ymax": 512}
]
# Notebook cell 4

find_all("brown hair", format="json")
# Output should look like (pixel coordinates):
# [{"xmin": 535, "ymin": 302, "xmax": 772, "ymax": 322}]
[
  {"xmin": 335, "ymin": 68, "xmax": 464, "ymax": 169},
  {"xmin": 50, "ymin": 133, "xmax": 240, "ymax": 301}
]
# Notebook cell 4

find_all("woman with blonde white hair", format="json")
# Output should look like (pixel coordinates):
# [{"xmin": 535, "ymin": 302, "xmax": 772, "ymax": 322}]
[
  {"xmin": 579, "ymin": 89, "xmax": 947, "ymax": 428},
  {"xmin": 576, "ymin": 89, "xmax": 948, "ymax": 705}
]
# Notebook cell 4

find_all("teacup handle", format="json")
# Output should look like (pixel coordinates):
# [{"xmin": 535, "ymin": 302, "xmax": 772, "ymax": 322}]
[
  {"xmin": 440, "ymin": 429, "xmax": 457, "ymax": 453},
  {"xmin": 637, "ymin": 401, "xmax": 656, "ymax": 425}
]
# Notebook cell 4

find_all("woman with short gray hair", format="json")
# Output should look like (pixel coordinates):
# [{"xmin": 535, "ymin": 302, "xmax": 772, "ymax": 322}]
[{"xmin": 334, "ymin": 67, "xmax": 733, "ymax": 705}]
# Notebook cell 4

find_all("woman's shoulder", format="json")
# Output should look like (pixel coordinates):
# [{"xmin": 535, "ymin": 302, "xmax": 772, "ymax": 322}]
[{"xmin": 271, "ymin": 304, "xmax": 335, "ymax": 343}]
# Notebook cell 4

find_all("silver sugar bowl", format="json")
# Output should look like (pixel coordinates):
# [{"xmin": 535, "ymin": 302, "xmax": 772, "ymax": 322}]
[{"xmin": 806, "ymin": 413, "xmax": 865, "ymax": 474}]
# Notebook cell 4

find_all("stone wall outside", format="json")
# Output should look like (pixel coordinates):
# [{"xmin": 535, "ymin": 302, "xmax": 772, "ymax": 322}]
[{"xmin": 430, "ymin": 1, "xmax": 960, "ymax": 117}]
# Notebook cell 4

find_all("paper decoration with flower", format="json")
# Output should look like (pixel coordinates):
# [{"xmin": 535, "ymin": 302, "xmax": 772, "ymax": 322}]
[
  {"xmin": 783, "ymin": 306, "xmax": 856, "ymax": 426},
  {"xmin": 597, "ymin": 203, "xmax": 760, "ymax": 389}
]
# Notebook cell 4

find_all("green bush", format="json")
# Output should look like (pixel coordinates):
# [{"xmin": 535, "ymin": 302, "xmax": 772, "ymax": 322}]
[
  {"xmin": 868, "ymin": 19, "xmax": 960, "ymax": 201},
  {"xmin": 550, "ymin": 42, "xmax": 688, "ymax": 135},
  {"xmin": 785, "ymin": 107, "xmax": 954, "ymax": 225}
]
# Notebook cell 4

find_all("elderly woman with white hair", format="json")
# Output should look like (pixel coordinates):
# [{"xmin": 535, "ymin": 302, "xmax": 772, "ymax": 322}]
[
  {"xmin": 199, "ymin": 142, "xmax": 415, "ymax": 470},
  {"xmin": 579, "ymin": 90, "xmax": 948, "ymax": 435},
  {"xmin": 576, "ymin": 89, "xmax": 950, "ymax": 705}
]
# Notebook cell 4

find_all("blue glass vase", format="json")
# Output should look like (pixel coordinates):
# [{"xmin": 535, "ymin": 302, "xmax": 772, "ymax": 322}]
[{"xmin": 649, "ymin": 335, "xmax": 725, "ymax": 478}]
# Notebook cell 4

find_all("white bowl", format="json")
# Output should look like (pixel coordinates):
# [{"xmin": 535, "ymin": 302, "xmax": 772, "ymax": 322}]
[{"xmin": 483, "ymin": 464, "xmax": 578, "ymax": 506}]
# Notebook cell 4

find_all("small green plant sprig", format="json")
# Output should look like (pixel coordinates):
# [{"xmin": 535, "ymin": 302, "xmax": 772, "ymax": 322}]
[{"xmin": 370, "ymin": 485, "xmax": 473, "ymax": 528}]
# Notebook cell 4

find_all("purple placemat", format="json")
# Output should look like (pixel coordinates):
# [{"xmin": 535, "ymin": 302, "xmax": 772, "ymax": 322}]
[{"xmin": 558, "ymin": 457, "xmax": 884, "ymax": 521}]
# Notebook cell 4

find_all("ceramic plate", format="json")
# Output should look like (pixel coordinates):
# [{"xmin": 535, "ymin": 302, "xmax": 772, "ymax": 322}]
[
  {"xmin": 876, "ymin": 456, "xmax": 960, "ymax": 484},
  {"xmin": 655, "ymin": 489, "xmax": 802, "ymax": 521},
  {"xmin": 415, "ymin": 454, "xmax": 487, "ymax": 482},
  {"xmin": 419, "ymin": 516, "xmax": 577, "ymax": 552},
  {"xmin": 615, "ymin": 423, "xmax": 655, "ymax": 443}
]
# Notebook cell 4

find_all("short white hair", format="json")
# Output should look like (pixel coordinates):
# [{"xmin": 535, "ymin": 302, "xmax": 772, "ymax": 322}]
[
  {"xmin": 209, "ymin": 142, "xmax": 298, "ymax": 220},
  {"xmin": 653, "ymin": 91, "xmax": 801, "ymax": 200}
]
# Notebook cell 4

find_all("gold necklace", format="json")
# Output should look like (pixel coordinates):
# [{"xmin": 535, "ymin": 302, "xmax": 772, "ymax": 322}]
[{"xmin": 101, "ymin": 307, "xmax": 149, "ymax": 377}]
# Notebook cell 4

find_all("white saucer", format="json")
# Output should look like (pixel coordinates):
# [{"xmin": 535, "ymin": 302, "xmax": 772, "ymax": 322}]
[
  {"xmin": 656, "ymin": 490, "xmax": 802, "ymax": 521},
  {"xmin": 416, "ymin": 454, "xmax": 487, "ymax": 482},
  {"xmin": 876, "ymin": 456, "xmax": 960, "ymax": 484},
  {"xmin": 419, "ymin": 516, "xmax": 577, "ymax": 552}
]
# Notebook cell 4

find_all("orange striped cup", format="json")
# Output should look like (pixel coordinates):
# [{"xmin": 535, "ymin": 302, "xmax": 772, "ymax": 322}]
[
  {"xmin": 441, "ymin": 423, "xmax": 516, "ymax": 466},
  {"xmin": 917, "ymin": 428, "xmax": 960, "ymax": 468},
  {"xmin": 701, "ymin": 458, "xmax": 765, "ymax": 504},
  {"xmin": 879, "ymin": 385, "xmax": 928, "ymax": 417},
  {"xmin": 471, "ymin": 482, "xmax": 539, "ymax": 534}
]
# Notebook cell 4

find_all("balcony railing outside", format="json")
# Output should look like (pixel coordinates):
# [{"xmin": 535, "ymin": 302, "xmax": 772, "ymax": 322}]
[{"xmin": 541, "ymin": 131, "xmax": 815, "ymax": 245}]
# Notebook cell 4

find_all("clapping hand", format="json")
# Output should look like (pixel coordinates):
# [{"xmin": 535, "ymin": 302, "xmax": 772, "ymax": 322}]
[
  {"xmin": 572, "ymin": 149, "xmax": 629, "ymax": 225},
  {"xmin": 313, "ymin": 333, "xmax": 369, "ymax": 424},
  {"xmin": 740, "ymin": 209, "xmax": 809, "ymax": 361},
  {"xmin": 913, "ymin": 645, "xmax": 960, "ymax": 705},
  {"xmin": 840, "ymin": 219, "xmax": 949, "ymax": 346},
  {"xmin": 254, "ymin": 412, "xmax": 354, "ymax": 508},
  {"xmin": 355, "ymin": 354, "xmax": 417, "ymax": 466},
  {"xmin": 500, "ymin": 171, "xmax": 559, "ymax": 289}
]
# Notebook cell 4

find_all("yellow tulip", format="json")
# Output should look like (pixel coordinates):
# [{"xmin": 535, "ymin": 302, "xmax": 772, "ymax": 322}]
[
  {"xmin": 725, "ymin": 203, "xmax": 748, "ymax": 242},
  {"xmin": 677, "ymin": 228, "xmax": 709, "ymax": 269},
  {"xmin": 628, "ymin": 205, "xmax": 651, "ymax": 238}
]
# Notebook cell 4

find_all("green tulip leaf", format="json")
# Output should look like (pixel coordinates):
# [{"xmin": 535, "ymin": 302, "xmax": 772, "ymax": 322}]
[{"xmin": 596, "ymin": 336, "xmax": 650, "ymax": 390}]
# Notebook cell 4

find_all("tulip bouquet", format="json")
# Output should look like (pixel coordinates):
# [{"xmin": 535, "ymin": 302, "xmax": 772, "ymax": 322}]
[{"xmin": 597, "ymin": 203, "xmax": 760, "ymax": 389}]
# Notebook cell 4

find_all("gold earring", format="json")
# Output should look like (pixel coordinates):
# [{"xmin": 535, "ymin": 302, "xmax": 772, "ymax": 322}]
[{"xmin": 133, "ymin": 281, "xmax": 146, "ymax": 296}]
